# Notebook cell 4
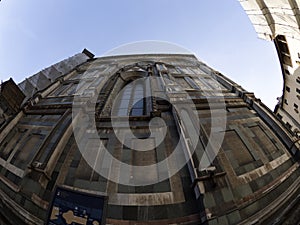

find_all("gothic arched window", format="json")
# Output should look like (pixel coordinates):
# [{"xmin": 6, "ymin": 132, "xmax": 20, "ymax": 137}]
[{"xmin": 115, "ymin": 80, "xmax": 149, "ymax": 117}]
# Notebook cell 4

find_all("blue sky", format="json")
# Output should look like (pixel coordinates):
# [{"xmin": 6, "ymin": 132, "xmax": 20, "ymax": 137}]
[{"xmin": 0, "ymin": 0, "xmax": 282, "ymax": 109}]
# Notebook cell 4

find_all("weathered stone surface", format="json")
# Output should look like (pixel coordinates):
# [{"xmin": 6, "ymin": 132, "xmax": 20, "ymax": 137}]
[{"xmin": 0, "ymin": 53, "xmax": 299, "ymax": 224}]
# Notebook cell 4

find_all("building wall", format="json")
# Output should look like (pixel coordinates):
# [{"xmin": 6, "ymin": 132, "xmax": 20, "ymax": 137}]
[
  {"xmin": 274, "ymin": 36, "xmax": 300, "ymax": 133},
  {"xmin": 0, "ymin": 54, "xmax": 299, "ymax": 224}
]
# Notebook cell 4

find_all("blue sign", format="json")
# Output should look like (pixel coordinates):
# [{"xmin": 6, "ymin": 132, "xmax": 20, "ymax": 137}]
[{"xmin": 46, "ymin": 186, "xmax": 108, "ymax": 225}]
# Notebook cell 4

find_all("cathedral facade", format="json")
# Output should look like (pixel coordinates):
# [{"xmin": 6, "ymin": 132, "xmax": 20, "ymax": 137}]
[{"xmin": 0, "ymin": 51, "xmax": 299, "ymax": 224}]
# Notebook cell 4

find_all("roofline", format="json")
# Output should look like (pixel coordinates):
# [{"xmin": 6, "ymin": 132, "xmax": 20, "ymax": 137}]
[{"xmin": 96, "ymin": 53, "xmax": 197, "ymax": 60}]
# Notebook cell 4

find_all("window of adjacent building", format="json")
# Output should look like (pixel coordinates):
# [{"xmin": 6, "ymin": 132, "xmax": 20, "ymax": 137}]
[
  {"xmin": 277, "ymin": 114, "xmax": 283, "ymax": 120},
  {"xmin": 284, "ymin": 99, "xmax": 288, "ymax": 105},
  {"xmin": 286, "ymin": 86, "xmax": 290, "ymax": 92},
  {"xmin": 286, "ymin": 122, "xmax": 292, "ymax": 129},
  {"xmin": 294, "ymin": 103, "xmax": 298, "ymax": 109},
  {"xmin": 297, "ymin": 77, "xmax": 300, "ymax": 84},
  {"xmin": 284, "ymin": 69, "xmax": 290, "ymax": 75},
  {"xmin": 296, "ymin": 88, "xmax": 300, "ymax": 94}
]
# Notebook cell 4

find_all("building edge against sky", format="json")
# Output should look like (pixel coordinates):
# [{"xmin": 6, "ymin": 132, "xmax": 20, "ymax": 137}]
[{"xmin": 239, "ymin": 0, "xmax": 300, "ymax": 135}]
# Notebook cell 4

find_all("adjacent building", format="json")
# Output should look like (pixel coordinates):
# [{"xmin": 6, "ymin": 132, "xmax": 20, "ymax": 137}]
[{"xmin": 239, "ymin": 0, "xmax": 300, "ymax": 135}]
